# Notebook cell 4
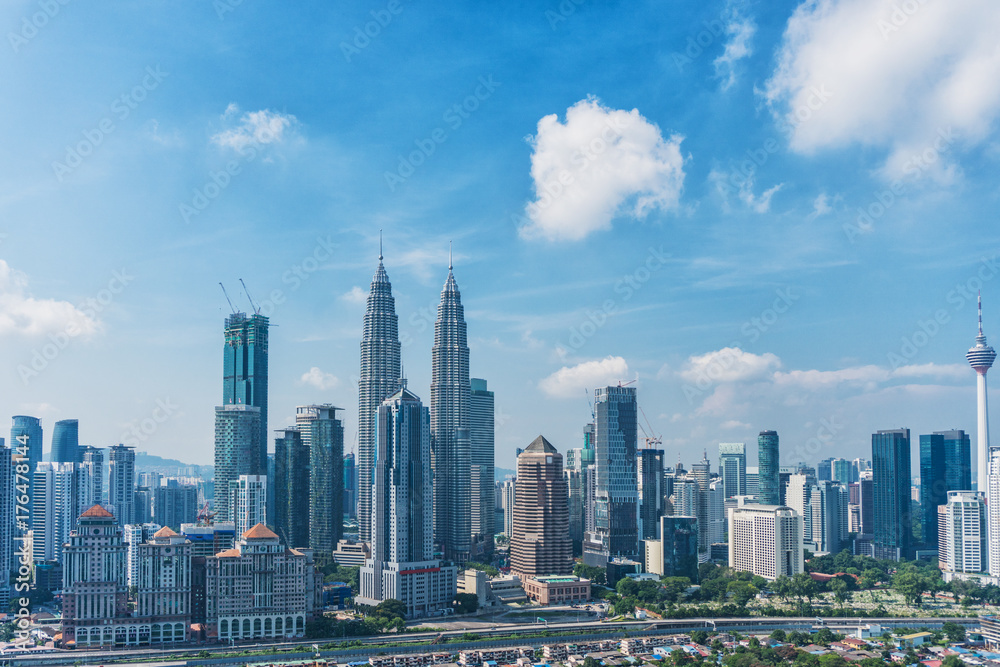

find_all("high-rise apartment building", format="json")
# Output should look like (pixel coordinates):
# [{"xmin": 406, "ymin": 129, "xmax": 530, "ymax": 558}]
[
  {"xmin": 872, "ymin": 428, "xmax": 913, "ymax": 560},
  {"xmin": 51, "ymin": 418, "xmax": 80, "ymax": 464},
  {"xmin": 153, "ymin": 483, "xmax": 199, "ymax": 531},
  {"xmin": 510, "ymin": 436, "xmax": 572, "ymax": 578},
  {"xmin": 691, "ymin": 452, "xmax": 711, "ymax": 551},
  {"xmin": 80, "ymin": 446, "xmax": 104, "ymax": 507},
  {"xmin": 830, "ymin": 458, "xmax": 853, "ymax": 484},
  {"xmin": 470, "ymin": 378, "xmax": 494, "ymax": 555},
  {"xmin": 728, "ymin": 504, "xmax": 803, "ymax": 581},
  {"xmin": 719, "ymin": 442, "xmax": 746, "ymax": 499},
  {"xmin": 12, "ymin": 415, "xmax": 42, "ymax": 505},
  {"xmin": 358, "ymin": 251, "xmax": 402, "ymax": 543},
  {"xmin": 359, "ymin": 389, "xmax": 457, "ymax": 617},
  {"xmin": 0, "ymin": 439, "xmax": 11, "ymax": 607},
  {"xmin": 644, "ymin": 515, "xmax": 699, "ymax": 581},
  {"xmin": 939, "ymin": 491, "xmax": 986, "ymax": 574},
  {"xmin": 274, "ymin": 428, "xmax": 309, "ymax": 548},
  {"xmin": 343, "ymin": 452, "xmax": 356, "ymax": 521},
  {"xmin": 817, "ymin": 458, "xmax": 833, "ymax": 482},
  {"xmin": 920, "ymin": 430, "xmax": 972, "ymax": 549},
  {"xmin": 229, "ymin": 474, "xmax": 267, "ymax": 537},
  {"xmin": 809, "ymin": 481, "xmax": 848, "ymax": 554},
  {"xmin": 124, "ymin": 523, "xmax": 161, "ymax": 588},
  {"xmin": 757, "ymin": 431, "xmax": 780, "ymax": 505},
  {"xmin": 584, "ymin": 385, "xmax": 638, "ymax": 565},
  {"xmin": 307, "ymin": 405, "xmax": 344, "ymax": 553},
  {"xmin": 431, "ymin": 259, "xmax": 471, "ymax": 563},
  {"xmin": 222, "ymin": 311, "xmax": 269, "ymax": 453},
  {"xmin": 213, "ymin": 405, "xmax": 262, "ymax": 523},
  {"xmin": 501, "ymin": 478, "xmax": 516, "ymax": 538}
]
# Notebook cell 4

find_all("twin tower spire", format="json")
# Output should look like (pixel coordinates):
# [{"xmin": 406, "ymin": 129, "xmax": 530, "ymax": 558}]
[{"xmin": 358, "ymin": 237, "xmax": 471, "ymax": 563}]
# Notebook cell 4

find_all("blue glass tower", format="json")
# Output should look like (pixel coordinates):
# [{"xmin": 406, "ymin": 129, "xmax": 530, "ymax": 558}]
[
  {"xmin": 757, "ymin": 430, "xmax": 780, "ymax": 505},
  {"xmin": 873, "ymin": 428, "xmax": 913, "ymax": 560},
  {"xmin": 586, "ymin": 385, "xmax": 638, "ymax": 562},
  {"xmin": 223, "ymin": 312, "xmax": 269, "ymax": 454},
  {"xmin": 11, "ymin": 416, "xmax": 42, "ymax": 503},
  {"xmin": 51, "ymin": 419, "xmax": 80, "ymax": 464},
  {"xmin": 919, "ymin": 429, "xmax": 971, "ymax": 548}
]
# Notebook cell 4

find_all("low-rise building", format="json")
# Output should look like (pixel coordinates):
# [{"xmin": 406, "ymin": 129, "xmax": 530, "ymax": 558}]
[
  {"xmin": 522, "ymin": 575, "xmax": 590, "ymax": 605},
  {"xmin": 488, "ymin": 575, "xmax": 526, "ymax": 603},
  {"xmin": 205, "ymin": 523, "xmax": 322, "ymax": 641},
  {"xmin": 333, "ymin": 539, "xmax": 370, "ymax": 567}
]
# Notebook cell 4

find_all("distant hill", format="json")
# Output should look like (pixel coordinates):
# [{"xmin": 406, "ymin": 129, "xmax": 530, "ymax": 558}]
[
  {"xmin": 495, "ymin": 467, "xmax": 515, "ymax": 481},
  {"xmin": 135, "ymin": 451, "xmax": 213, "ymax": 479}
]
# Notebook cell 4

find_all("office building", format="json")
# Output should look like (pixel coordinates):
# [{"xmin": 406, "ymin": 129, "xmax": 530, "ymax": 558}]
[
  {"xmin": 108, "ymin": 444, "xmax": 136, "ymax": 526},
  {"xmin": 229, "ymin": 474, "xmax": 267, "ymax": 537},
  {"xmin": 206, "ymin": 524, "xmax": 321, "ymax": 641},
  {"xmin": 0, "ymin": 439, "xmax": 11, "ymax": 607},
  {"xmin": 470, "ymin": 378, "xmax": 495, "ymax": 555},
  {"xmin": 431, "ymin": 256, "xmax": 471, "ymax": 563},
  {"xmin": 745, "ymin": 466, "xmax": 759, "ymax": 496},
  {"xmin": 920, "ymin": 430, "xmax": 972, "ymax": 549},
  {"xmin": 757, "ymin": 431, "xmax": 780, "ymax": 505},
  {"xmin": 584, "ymin": 385, "xmax": 638, "ymax": 566},
  {"xmin": 274, "ymin": 428, "xmax": 310, "ymax": 549},
  {"xmin": 181, "ymin": 522, "xmax": 236, "ymax": 559},
  {"xmin": 707, "ymin": 480, "xmax": 725, "ymax": 547},
  {"xmin": 307, "ymin": 405, "xmax": 344, "ymax": 553},
  {"xmin": 359, "ymin": 388, "xmax": 457, "ymax": 617},
  {"xmin": 213, "ymin": 405, "xmax": 262, "ymax": 523},
  {"xmin": 817, "ymin": 458, "xmax": 833, "ymax": 482},
  {"xmin": 11, "ymin": 415, "xmax": 42, "ymax": 505},
  {"xmin": 728, "ymin": 504, "xmax": 803, "ymax": 581},
  {"xmin": 644, "ymin": 515, "xmax": 699, "ymax": 580},
  {"xmin": 343, "ymin": 452, "xmax": 356, "ymax": 521},
  {"xmin": 810, "ymin": 481, "xmax": 848, "ymax": 554},
  {"xmin": 872, "ymin": 428, "xmax": 913, "ymax": 560},
  {"xmin": 32, "ymin": 461, "xmax": 91, "ymax": 563},
  {"xmin": 222, "ymin": 311, "xmax": 269, "ymax": 456},
  {"xmin": 501, "ymin": 478, "xmax": 516, "ymax": 537},
  {"xmin": 566, "ymin": 468, "xmax": 584, "ymax": 544},
  {"xmin": 153, "ymin": 483, "xmax": 199, "ymax": 531},
  {"xmin": 831, "ymin": 458, "xmax": 853, "ymax": 484},
  {"xmin": 510, "ymin": 436, "xmax": 573, "ymax": 578},
  {"xmin": 358, "ymin": 249, "xmax": 402, "ymax": 543},
  {"xmin": 939, "ymin": 491, "xmax": 986, "ymax": 574},
  {"xmin": 718, "ymin": 442, "xmax": 746, "ymax": 499},
  {"xmin": 134, "ymin": 526, "xmax": 193, "ymax": 643},
  {"xmin": 691, "ymin": 452, "xmax": 711, "ymax": 551},
  {"xmin": 51, "ymin": 418, "xmax": 80, "ymax": 463},
  {"xmin": 989, "ymin": 449, "xmax": 1000, "ymax": 575},
  {"xmin": 637, "ymin": 448, "xmax": 664, "ymax": 541},
  {"xmin": 670, "ymin": 477, "xmax": 699, "ymax": 518}
]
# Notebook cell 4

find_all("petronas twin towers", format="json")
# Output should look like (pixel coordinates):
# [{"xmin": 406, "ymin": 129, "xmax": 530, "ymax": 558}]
[{"xmin": 358, "ymin": 245, "xmax": 472, "ymax": 563}]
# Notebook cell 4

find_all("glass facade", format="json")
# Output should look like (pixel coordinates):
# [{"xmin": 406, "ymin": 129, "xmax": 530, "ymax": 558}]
[
  {"xmin": 757, "ymin": 431, "xmax": 780, "ymax": 505},
  {"xmin": 920, "ymin": 430, "xmax": 972, "ymax": 549},
  {"xmin": 872, "ymin": 428, "xmax": 913, "ymax": 560},
  {"xmin": 222, "ymin": 312, "xmax": 269, "ymax": 455},
  {"xmin": 51, "ymin": 419, "xmax": 80, "ymax": 464}
]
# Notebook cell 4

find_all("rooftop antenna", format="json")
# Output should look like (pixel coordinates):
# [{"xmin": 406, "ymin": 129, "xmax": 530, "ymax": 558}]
[
  {"xmin": 449, "ymin": 241, "xmax": 453, "ymax": 271},
  {"xmin": 379, "ymin": 229, "xmax": 383, "ymax": 261},
  {"xmin": 239, "ymin": 278, "xmax": 261, "ymax": 315},
  {"xmin": 219, "ymin": 283, "xmax": 237, "ymax": 314},
  {"xmin": 980, "ymin": 290, "xmax": 984, "ymax": 335}
]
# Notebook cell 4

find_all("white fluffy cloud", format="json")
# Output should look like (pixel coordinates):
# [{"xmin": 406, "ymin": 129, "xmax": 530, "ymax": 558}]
[
  {"xmin": 0, "ymin": 260, "xmax": 99, "ymax": 338},
  {"xmin": 519, "ymin": 97, "xmax": 685, "ymax": 242},
  {"xmin": 340, "ymin": 286, "xmax": 366, "ymax": 304},
  {"xmin": 539, "ymin": 355, "xmax": 629, "ymax": 398},
  {"xmin": 714, "ymin": 8, "xmax": 757, "ymax": 91},
  {"xmin": 763, "ymin": 0, "xmax": 1000, "ymax": 177},
  {"xmin": 212, "ymin": 104, "xmax": 298, "ymax": 151},
  {"xmin": 299, "ymin": 367, "xmax": 340, "ymax": 391},
  {"xmin": 678, "ymin": 347, "xmax": 781, "ymax": 384}
]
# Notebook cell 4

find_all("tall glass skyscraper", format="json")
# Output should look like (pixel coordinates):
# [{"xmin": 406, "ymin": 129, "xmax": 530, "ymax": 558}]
[
  {"xmin": 718, "ymin": 442, "xmax": 746, "ymax": 499},
  {"xmin": 343, "ymin": 452, "xmax": 356, "ymax": 521},
  {"xmin": 430, "ymin": 259, "xmax": 471, "ymax": 563},
  {"xmin": 637, "ymin": 448, "xmax": 664, "ymax": 541},
  {"xmin": 358, "ymin": 252, "xmax": 401, "ymax": 543},
  {"xmin": 873, "ymin": 428, "xmax": 913, "ymax": 560},
  {"xmin": 585, "ymin": 385, "xmax": 638, "ymax": 563},
  {"xmin": 275, "ymin": 428, "xmax": 309, "ymax": 549},
  {"xmin": 470, "ymin": 378, "xmax": 494, "ymax": 554},
  {"xmin": 51, "ymin": 419, "xmax": 80, "ymax": 464},
  {"xmin": 213, "ymin": 404, "xmax": 262, "ymax": 522},
  {"xmin": 757, "ymin": 431, "xmax": 780, "ymax": 505},
  {"xmin": 223, "ymin": 312, "xmax": 269, "ymax": 454},
  {"xmin": 308, "ymin": 406, "xmax": 345, "ymax": 553},
  {"xmin": 11, "ymin": 415, "xmax": 42, "ymax": 502},
  {"xmin": 108, "ymin": 444, "xmax": 136, "ymax": 526},
  {"xmin": 920, "ymin": 430, "xmax": 971, "ymax": 549}
]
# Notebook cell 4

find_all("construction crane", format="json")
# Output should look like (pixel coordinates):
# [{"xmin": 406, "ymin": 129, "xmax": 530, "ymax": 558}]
[
  {"xmin": 638, "ymin": 405, "xmax": 662, "ymax": 449},
  {"xmin": 196, "ymin": 501, "xmax": 217, "ymax": 526},
  {"xmin": 584, "ymin": 388, "xmax": 595, "ymax": 421},
  {"xmin": 617, "ymin": 378, "xmax": 637, "ymax": 388},
  {"xmin": 219, "ymin": 283, "xmax": 237, "ymax": 314},
  {"xmin": 239, "ymin": 278, "xmax": 261, "ymax": 315}
]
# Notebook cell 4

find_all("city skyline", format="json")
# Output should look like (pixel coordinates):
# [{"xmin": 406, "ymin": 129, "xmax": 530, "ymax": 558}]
[{"xmin": 2, "ymin": 1, "xmax": 1000, "ymax": 473}]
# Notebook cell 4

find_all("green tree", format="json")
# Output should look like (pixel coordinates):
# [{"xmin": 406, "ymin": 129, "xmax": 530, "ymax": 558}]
[
  {"xmin": 373, "ymin": 598, "xmax": 407, "ymax": 621},
  {"xmin": 770, "ymin": 629, "xmax": 786, "ymax": 642},
  {"xmin": 829, "ymin": 578, "xmax": 849, "ymax": 606},
  {"xmin": 574, "ymin": 563, "xmax": 606, "ymax": 585},
  {"xmin": 465, "ymin": 561, "xmax": 499, "ymax": 577},
  {"xmin": 582, "ymin": 657, "xmax": 601, "ymax": 667},
  {"xmin": 726, "ymin": 580, "xmax": 758, "ymax": 606},
  {"xmin": 661, "ymin": 576, "xmax": 692, "ymax": 602},
  {"xmin": 453, "ymin": 593, "xmax": 479, "ymax": 614},
  {"xmin": 941, "ymin": 656, "xmax": 965, "ymax": 667},
  {"xmin": 941, "ymin": 621, "xmax": 966, "ymax": 642},
  {"xmin": 892, "ymin": 571, "xmax": 928, "ymax": 606},
  {"xmin": 689, "ymin": 629, "xmax": 709, "ymax": 645}
]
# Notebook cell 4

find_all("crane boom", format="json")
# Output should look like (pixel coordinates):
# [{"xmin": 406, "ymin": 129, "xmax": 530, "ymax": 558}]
[
  {"xmin": 219, "ymin": 283, "xmax": 237, "ymax": 314},
  {"xmin": 239, "ymin": 278, "xmax": 261, "ymax": 315}
]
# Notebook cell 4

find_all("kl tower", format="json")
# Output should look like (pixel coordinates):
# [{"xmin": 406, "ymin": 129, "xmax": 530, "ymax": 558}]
[{"xmin": 968, "ymin": 293, "xmax": 997, "ymax": 494}]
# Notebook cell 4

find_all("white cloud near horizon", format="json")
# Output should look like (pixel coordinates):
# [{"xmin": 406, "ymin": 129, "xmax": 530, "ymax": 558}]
[
  {"xmin": 212, "ymin": 105, "xmax": 298, "ymax": 151},
  {"xmin": 0, "ymin": 260, "xmax": 100, "ymax": 338},
  {"xmin": 519, "ymin": 97, "xmax": 685, "ymax": 242},
  {"xmin": 763, "ymin": 0, "xmax": 1000, "ymax": 178},
  {"xmin": 299, "ymin": 366, "xmax": 340, "ymax": 391},
  {"xmin": 539, "ymin": 356, "xmax": 630, "ymax": 398}
]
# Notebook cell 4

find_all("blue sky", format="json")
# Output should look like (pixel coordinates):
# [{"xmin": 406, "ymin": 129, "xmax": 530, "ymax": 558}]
[{"xmin": 2, "ymin": 0, "xmax": 999, "ymax": 475}]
